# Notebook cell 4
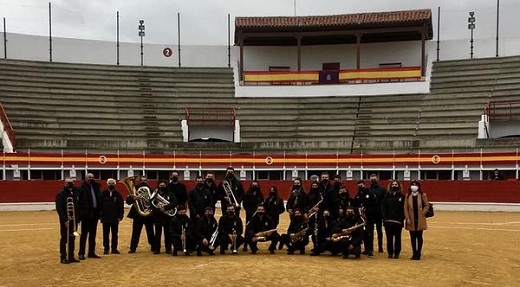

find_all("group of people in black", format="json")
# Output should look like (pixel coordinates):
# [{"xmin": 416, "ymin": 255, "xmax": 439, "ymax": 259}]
[{"xmin": 56, "ymin": 168, "xmax": 430, "ymax": 264}]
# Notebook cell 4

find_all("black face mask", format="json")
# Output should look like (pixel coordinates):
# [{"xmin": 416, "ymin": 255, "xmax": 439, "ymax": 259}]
[
  {"xmin": 197, "ymin": 183, "xmax": 204, "ymax": 188},
  {"xmin": 269, "ymin": 191, "xmax": 276, "ymax": 196},
  {"xmin": 108, "ymin": 185, "xmax": 115, "ymax": 190},
  {"xmin": 206, "ymin": 214, "xmax": 214, "ymax": 218},
  {"xmin": 205, "ymin": 178, "xmax": 214, "ymax": 184},
  {"xmin": 370, "ymin": 180, "xmax": 377, "ymax": 186},
  {"xmin": 323, "ymin": 215, "xmax": 330, "ymax": 219},
  {"xmin": 226, "ymin": 173, "xmax": 234, "ymax": 179},
  {"xmin": 66, "ymin": 183, "xmax": 74, "ymax": 189},
  {"xmin": 391, "ymin": 187, "xmax": 399, "ymax": 192},
  {"xmin": 294, "ymin": 215, "xmax": 302, "ymax": 220},
  {"xmin": 257, "ymin": 212, "xmax": 265, "ymax": 217},
  {"xmin": 171, "ymin": 176, "xmax": 178, "ymax": 182},
  {"xmin": 159, "ymin": 187, "xmax": 167, "ymax": 192},
  {"xmin": 334, "ymin": 181, "xmax": 341, "ymax": 187},
  {"xmin": 340, "ymin": 193, "xmax": 347, "ymax": 198},
  {"xmin": 227, "ymin": 211, "xmax": 235, "ymax": 217},
  {"xmin": 321, "ymin": 179, "xmax": 329, "ymax": 185},
  {"xmin": 251, "ymin": 186, "xmax": 258, "ymax": 191},
  {"xmin": 346, "ymin": 213, "xmax": 355, "ymax": 219},
  {"xmin": 293, "ymin": 184, "xmax": 300, "ymax": 190}
]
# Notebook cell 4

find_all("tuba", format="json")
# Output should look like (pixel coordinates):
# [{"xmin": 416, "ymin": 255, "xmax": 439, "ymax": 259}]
[
  {"xmin": 150, "ymin": 190, "xmax": 177, "ymax": 217},
  {"xmin": 254, "ymin": 229, "xmax": 277, "ymax": 242},
  {"xmin": 121, "ymin": 176, "xmax": 153, "ymax": 217}
]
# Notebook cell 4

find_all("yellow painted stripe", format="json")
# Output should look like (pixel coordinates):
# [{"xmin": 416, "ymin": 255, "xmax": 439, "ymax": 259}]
[{"xmin": 244, "ymin": 72, "xmax": 318, "ymax": 82}]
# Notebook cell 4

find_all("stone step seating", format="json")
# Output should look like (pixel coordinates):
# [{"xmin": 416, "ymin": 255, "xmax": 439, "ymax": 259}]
[{"xmin": 0, "ymin": 59, "xmax": 234, "ymax": 152}]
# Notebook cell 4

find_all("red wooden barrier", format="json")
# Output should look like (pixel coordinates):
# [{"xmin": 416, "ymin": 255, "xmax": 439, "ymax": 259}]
[{"xmin": 0, "ymin": 180, "xmax": 519, "ymax": 204}]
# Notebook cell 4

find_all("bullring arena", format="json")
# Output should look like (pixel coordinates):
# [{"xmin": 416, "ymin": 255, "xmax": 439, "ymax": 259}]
[
  {"xmin": 1, "ymin": 1, "xmax": 520, "ymax": 286},
  {"xmin": 0, "ymin": 209, "xmax": 519, "ymax": 286}
]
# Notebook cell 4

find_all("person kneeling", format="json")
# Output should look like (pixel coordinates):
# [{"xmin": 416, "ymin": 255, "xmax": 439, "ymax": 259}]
[
  {"xmin": 332, "ymin": 206, "xmax": 364, "ymax": 259},
  {"xmin": 280, "ymin": 208, "xmax": 309, "ymax": 255}
]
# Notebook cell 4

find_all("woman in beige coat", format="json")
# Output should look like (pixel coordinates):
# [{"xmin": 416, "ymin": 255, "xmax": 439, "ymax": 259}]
[{"xmin": 404, "ymin": 180, "xmax": 430, "ymax": 260}]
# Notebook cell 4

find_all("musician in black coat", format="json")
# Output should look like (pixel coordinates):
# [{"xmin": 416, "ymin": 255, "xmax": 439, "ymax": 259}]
[
  {"xmin": 353, "ymin": 180, "xmax": 378, "ymax": 257},
  {"xmin": 55, "ymin": 178, "xmax": 80, "ymax": 264},
  {"xmin": 243, "ymin": 180, "xmax": 264, "ymax": 225},
  {"xmin": 280, "ymin": 208, "xmax": 309, "ymax": 254},
  {"xmin": 310, "ymin": 209, "xmax": 337, "ymax": 256},
  {"xmin": 195, "ymin": 207, "xmax": 219, "ymax": 256},
  {"xmin": 286, "ymin": 178, "xmax": 307, "ymax": 218},
  {"xmin": 152, "ymin": 180, "xmax": 177, "ymax": 254},
  {"xmin": 78, "ymin": 173, "xmax": 102, "ymax": 259},
  {"xmin": 168, "ymin": 171, "xmax": 188, "ymax": 208},
  {"xmin": 218, "ymin": 204, "xmax": 244, "ymax": 254},
  {"xmin": 263, "ymin": 186, "xmax": 285, "ymax": 228},
  {"xmin": 368, "ymin": 174, "xmax": 387, "ymax": 253},
  {"xmin": 188, "ymin": 176, "xmax": 213, "ymax": 223},
  {"xmin": 100, "ymin": 178, "xmax": 124, "ymax": 255},
  {"xmin": 320, "ymin": 172, "xmax": 337, "ymax": 212},
  {"xmin": 204, "ymin": 171, "xmax": 218, "ymax": 210},
  {"xmin": 169, "ymin": 205, "xmax": 193, "ymax": 256},
  {"xmin": 247, "ymin": 204, "xmax": 280, "ymax": 254},
  {"xmin": 331, "ymin": 186, "xmax": 353, "ymax": 218},
  {"xmin": 217, "ymin": 167, "xmax": 244, "ymax": 217},
  {"xmin": 381, "ymin": 180, "xmax": 405, "ymax": 259},
  {"xmin": 333, "ymin": 206, "xmax": 364, "ymax": 259},
  {"xmin": 126, "ymin": 176, "xmax": 155, "ymax": 253}
]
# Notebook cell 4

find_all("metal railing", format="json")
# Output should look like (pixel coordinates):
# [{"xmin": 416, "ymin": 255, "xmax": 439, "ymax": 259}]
[
  {"xmin": 485, "ymin": 100, "xmax": 520, "ymax": 121},
  {"xmin": 0, "ymin": 101, "xmax": 15, "ymax": 150},
  {"xmin": 185, "ymin": 107, "xmax": 236, "ymax": 126}
]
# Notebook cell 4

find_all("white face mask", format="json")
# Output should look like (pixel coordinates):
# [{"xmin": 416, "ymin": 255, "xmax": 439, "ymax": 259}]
[{"xmin": 410, "ymin": 186, "xmax": 419, "ymax": 193}]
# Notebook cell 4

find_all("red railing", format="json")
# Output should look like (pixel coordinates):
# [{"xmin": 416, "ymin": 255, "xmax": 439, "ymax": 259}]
[
  {"xmin": 185, "ymin": 107, "xmax": 236, "ymax": 126},
  {"xmin": 485, "ymin": 100, "xmax": 520, "ymax": 121},
  {"xmin": 0, "ymin": 102, "xmax": 15, "ymax": 150}
]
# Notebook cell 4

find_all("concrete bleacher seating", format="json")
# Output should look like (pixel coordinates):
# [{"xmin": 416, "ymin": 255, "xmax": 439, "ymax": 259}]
[{"xmin": 1, "ymin": 56, "xmax": 520, "ymax": 154}]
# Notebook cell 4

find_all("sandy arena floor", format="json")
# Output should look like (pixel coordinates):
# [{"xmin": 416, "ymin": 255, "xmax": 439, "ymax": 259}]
[{"xmin": 0, "ymin": 210, "xmax": 519, "ymax": 287}]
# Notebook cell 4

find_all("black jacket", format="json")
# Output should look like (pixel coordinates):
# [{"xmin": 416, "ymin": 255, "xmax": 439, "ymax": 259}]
[
  {"xmin": 170, "ymin": 214, "xmax": 192, "ymax": 239},
  {"xmin": 264, "ymin": 195, "xmax": 285, "ymax": 224},
  {"xmin": 152, "ymin": 188, "xmax": 177, "ymax": 225},
  {"xmin": 101, "ymin": 188, "xmax": 124, "ymax": 224},
  {"xmin": 126, "ymin": 183, "xmax": 153, "ymax": 219},
  {"xmin": 78, "ymin": 180, "xmax": 102, "ymax": 220},
  {"xmin": 247, "ymin": 214, "xmax": 275, "ymax": 237},
  {"xmin": 217, "ymin": 176, "xmax": 244, "ymax": 208},
  {"xmin": 354, "ymin": 187, "xmax": 378, "ymax": 220},
  {"xmin": 243, "ymin": 190, "xmax": 264, "ymax": 218},
  {"xmin": 286, "ymin": 189, "xmax": 307, "ymax": 213},
  {"xmin": 381, "ymin": 190, "xmax": 405, "ymax": 227},
  {"xmin": 168, "ymin": 181, "xmax": 188, "ymax": 206},
  {"xmin": 188, "ymin": 185, "xmax": 213, "ymax": 220},
  {"xmin": 333, "ymin": 215, "xmax": 364, "ymax": 245},
  {"xmin": 55, "ymin": 187, "xmax": 79, "ymax": 224},
  {"xmin": 196, "ymin": 216, "xmax": 218, "ymax": 241},
  {"xmin": 218, "ymin": 214, "xmax": 243, "ymax": 236}
]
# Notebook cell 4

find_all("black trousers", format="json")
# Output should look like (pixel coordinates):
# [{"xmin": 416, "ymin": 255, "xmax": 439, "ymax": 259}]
[
  {"xmin": 375, "ymin": 218, "xmax": 383, "ymax": 250},
  {"xmin": 363, "ymin": 219, "xmax": 375, "ymax": 253},
  {"xmin": 384, "ymin": 224, "xmax": 402, "ymax": 257},
  {"xmin": 339, "ymin": 239, "xmax": 361, "ymax": 257},
  {"xmin": 79, "ymin": 218, "xmax": 98, "ymax": 256},
  {"xmin": 409, "ymin": 230, "xmax": 424, "ymax": 257},
  {"xmin": 154, "ymin": 222, "xmax": 172, "ymax": 252},
  {"xmin": 129, "ymin": 217, "xmax": 155, "ymax": 251},
  {"xmin": 102, "ymin": 222, "xmax": 119, "ymax": 251},
  {"xmin": 59, "ymin": 221, "xmax": 76, "ymax": 260}
]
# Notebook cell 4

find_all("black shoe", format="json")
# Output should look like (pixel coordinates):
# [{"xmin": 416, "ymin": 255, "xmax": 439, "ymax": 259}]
[
  {"xmin": 111, "ymin": 250, "xmax": 120, "ymax": 254},
  {"xmin": 269, "ymin": 249, "xmax": 275, "ymax": 254},
  {"xmin": 310, "ymin": 251, "xmax": 320, "ymax": 256},
  {"xmin": 368, "ymin": 252, "xmax": 373, "ymax": 257},
  {"xmin": 251, "ymin": 247, "xmax": 257, "ymax": 255},
  {"xmin": 68, "ymin": 258, "xmax": 80, "ymax": 263},
  {"xmin": 88, "ymin": 254, "xmax": 101, "ymax": 259},
  {"xmin": 361, "ymin": 250, "xmax": 369, "ymax": 255},
  {"xmin": 172, "ymin": 251, "xmax": 178, "ymax": 256},
  {"xmin": 394, "ymin": 255, "xmax": 399, "ymax": 259},
  {"xmin": 378, "ymin": 247, "xmax": 384, "ymax": 253},
  {"xmin": 388, "ymin": 255, "xmax": 393, "ymax": 259},
  {"xmin": 355, "ymin": 254, "xmax": 361, "ymax": 259},
  {"xmin": 103, "ymin": 250, "xmax": 109, "ymax": 255},
  {"xmin": 208, "ymin": 250, "xmax": 215, "ymax": 256},
  {"xmin": 60, "ymin": 259, "xmax": 70, "ymax": 264},
  {"xmin": 184, "ymin": 251, "xmax": 190, "ymax": 256},
  {"xmin": 165, "ymin": 250, "xmax": 172, "ymax": 255},
  {"xmin": 287, "ymin": 249, "xmax": 295, "ymax": 255},
  {"xmin": 220, "ymin": 249, "xmax": 226, "ymax": 255},
  {"xmin": 342, "ymin": 254, "xmax": 349, "ymax": 259},
  {"xmin": 78, "ymin": 255, "xmax": 86, "ymax": 260},
  {"xmin": 197, "ymin": 250, "xmax": 202, "ymax": 256},
  {"xmin": 128, "ymin": 250, "xmax": 136, "ymax": 254},
  {"xmin": 242, "ymin": 246, "xmax": 248, "ymax": 252},
  {"xmin": 299, "ymin": 248, "xmax": 305, "ymax": 255}
]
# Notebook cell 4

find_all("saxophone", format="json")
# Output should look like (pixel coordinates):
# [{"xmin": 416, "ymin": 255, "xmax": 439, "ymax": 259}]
[
  {"xmin": 331, "ymin": 222, "xmax": 366, "ymax": 242},
  {"xmin": 290, "ymin": 228, "xmax": 308, "ymax": 244},
  {"xmin": 255, "ymin": 229, "xmax": 277, "ymax": 242}
]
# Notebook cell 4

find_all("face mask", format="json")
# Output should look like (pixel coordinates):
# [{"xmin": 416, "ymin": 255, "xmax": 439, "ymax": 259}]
[
  {"xmin": 370, "ymin": 179, "xmax": 377, "ymax": 185},
  {"xmin": 293, "ymin": 185, "xmax": 300, "ymax": 190},
  {"xmin": 171, "ymin": 176, "xmax": 178, "ymax": 182},
  {"xmin": 270, "ymin": 190, "xmax": 276, "ymax": 195},
  {"xmin": 66, "ymin": 183, "xmax": 74, "ymax": 189},
  {"xmin": 206, "ymin": 213, "xmax": 214, "ymax": 218},
  {"xmin": 197, "ymin": 183, "xmax": 204, "ymax": 188},
  {"xmin": 205, "ymin": 178, "xmax": 214, "ymax": 184},
  {"xmin": 294, "ymin": 215, "xmax": 302, "ymax": 219},
  {"xmin": 226, "ymin": 173, "xmax": 234, "ymax": 179},
  {"xmin": 346, "ymin": 213, "xmax": 354, "ymax": 218},
  {"xmin": 334, "ymin": 181, "xmax": 341, "ymax": 187},
  {"xmin": 321, "ymin": 179, "xmax": 328, "ymax": 184},
  {"xmin": 323, "ymin": 215, "xmax": 330, "ymax": 219},
  {"xmin": 108, "ymin": 185, "xmax": 115, "ymax": 190},
  {"xmin": 410, "ymin": 186, "xmax": 419, "ymax": 192},
  {"xmin": 340, "ymin": 193, "xmax": 347, "ymax": 198},
  {"xmin": 357, "ymin": 185, "xmax": 364, "ymax": 190},
  {"xmin": 227, "ymin": 211, "xmax": 235, "ymax": 217},
  {"xmin": 251, "ymin": 185, "xmax": 258, "ymax": 190},
  {"xmin": 257, "ymin": 212, "xmax": 265, "ymax": 216},
  {"xmin": 391, "ymin": 187, "xmax": 399, "ymax": 192}
]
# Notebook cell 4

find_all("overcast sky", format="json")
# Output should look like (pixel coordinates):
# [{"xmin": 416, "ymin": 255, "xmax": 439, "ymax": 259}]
[{"xmin": 0, "ymin": 0, "xmax": 518, "ymax": 45}]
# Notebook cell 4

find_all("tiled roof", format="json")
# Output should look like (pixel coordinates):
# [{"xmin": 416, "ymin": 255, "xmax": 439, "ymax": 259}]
[{"xmin": 236, "ymin": 9, "xmax": 432, "ymax": 30}]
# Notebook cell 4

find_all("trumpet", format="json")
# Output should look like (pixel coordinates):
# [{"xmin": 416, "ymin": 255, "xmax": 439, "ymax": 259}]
[
  {"xmin": 254, "ymin": 229, "xmax": 277, "ymax": 242},
  {"xmin": 66, "ymin": 197, "xmax": 80, "ymax": 237},
  {"xmin": 290, "ymin": 228, "xmax": 308, "ymax": 244},
  {"xmin": 121, "ymin": 176, "xmax": 153, "ymax": 217},
  {"xmin": 222, "ymin": 180, "xmax": 238, "ymax": 206},
  {"xmin": 150, "ymin": 190, "xmax": 177, "ymax": 217}
]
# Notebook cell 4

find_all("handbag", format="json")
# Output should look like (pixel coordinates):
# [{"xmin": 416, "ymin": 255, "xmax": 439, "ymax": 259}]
[{"xmin": 425, "ymin": 203, "xmax": 434, "ymax": 218}]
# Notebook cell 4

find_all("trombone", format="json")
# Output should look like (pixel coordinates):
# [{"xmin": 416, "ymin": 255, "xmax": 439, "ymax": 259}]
[
  {"xmin": 222, "ymin": 180, "xmax": 239, "ymax": 207},
  {"xmin": 66, "ymin": 197, "xmax": 80, "ymax": 238}
]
